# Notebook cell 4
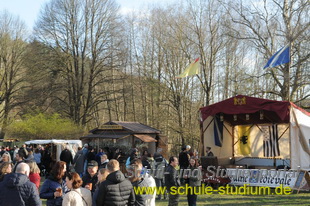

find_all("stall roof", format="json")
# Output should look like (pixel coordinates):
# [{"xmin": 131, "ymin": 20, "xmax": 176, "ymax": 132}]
[
  {"xmin": 113, "ymin": 121, "xmax": 160, "ymax": 133},
  {"xmin": 82, "ymin": 121, "xmax": 160, "ymax": 142},
  {"xmin": 200, "ymin": 95, "xmax": 291, "ymax": 125},
  {"xmin": 134, "ymin": 134, "xmax": 157, "ymax": 142},
  {"xmin": 81, "ymin": 134, "xmax": 130, "ymax": 140},
  {"xmin": 90, "ymin": 121, "xmax": 161, "ymax": 134}
]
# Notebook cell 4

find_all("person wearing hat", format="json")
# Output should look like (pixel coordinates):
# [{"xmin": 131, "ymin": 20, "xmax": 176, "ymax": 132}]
[
  {"xmin": 82, "ymin": 160, "xmax": 98, "ymax": 194},
  {"xmin": 206, "ymin": 147, "xmax": 214, "ymax": 157}
]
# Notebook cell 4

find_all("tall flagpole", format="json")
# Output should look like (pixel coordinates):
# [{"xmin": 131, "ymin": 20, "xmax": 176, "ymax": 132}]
[
  {"xmin": 288, "ymin": 40, "xmax": 292, "ymax": 169},
  {"xmin": 287, "ymin": 41, "xmax": 292, "ymax": 102}
]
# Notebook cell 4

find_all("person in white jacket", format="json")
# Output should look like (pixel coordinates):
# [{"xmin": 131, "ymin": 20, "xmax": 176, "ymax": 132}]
[
  {"xmin": 63, "ymin": 172, "xmax": 92, "ymax": 206},
  {"xmin": 129, "ymin": 158, "xmax": 156, "ymax": 206}
]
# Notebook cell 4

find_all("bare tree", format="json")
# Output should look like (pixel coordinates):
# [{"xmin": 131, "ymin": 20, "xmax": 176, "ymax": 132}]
[
  {"xmin": 34, "ymin": 0, "xmax": 124, "ymax": 125},
  {"xmin": 133, "ymin": 4, "xmax": 203, "ymax": 148},
  {"xmin": 223, "ymin": 0, "xmax": 310, "ymax": 101},
  {"xmin": 0, "ymin": 11, "xmax": 27, "ymax": 138}
]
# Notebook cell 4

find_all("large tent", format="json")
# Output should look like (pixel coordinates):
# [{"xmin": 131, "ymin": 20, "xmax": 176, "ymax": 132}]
[
  {"xmin": 25, "ymin": 139, "xmax": 82, "ymax": 162},
  {"xmin": 199, "ymin": 95, "xmax": 310, "ymax": 170}
]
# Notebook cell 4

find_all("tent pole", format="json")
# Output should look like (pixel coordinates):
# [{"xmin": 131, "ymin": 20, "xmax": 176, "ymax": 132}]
[
  {"xmin": 289, "ymin": 105, "xmax": 292, "ymax": 169},
  {"xmin": 200, "ymin": 119, "xmax": 205, "ymax": 156},
  {"xmin": 232, "ymin": 126, "xmax": 235, "ymax": 159}
]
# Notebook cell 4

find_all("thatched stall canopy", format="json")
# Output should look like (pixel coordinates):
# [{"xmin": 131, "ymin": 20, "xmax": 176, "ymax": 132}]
[{"xmin": 81, "ymin": 121, "xmax": 167, "ymax": 156}]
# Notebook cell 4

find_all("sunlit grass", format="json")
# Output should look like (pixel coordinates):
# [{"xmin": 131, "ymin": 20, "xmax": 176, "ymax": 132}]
[
  {"xmin": 155, "ymin": 191, "xmax": 310, "ymax": 206},
  {"xmin": 40, "ymin": 176, "xmax": 310, "ymax": 206}
]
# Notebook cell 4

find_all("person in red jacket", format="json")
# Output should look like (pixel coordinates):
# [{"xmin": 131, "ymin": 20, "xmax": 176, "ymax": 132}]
[{"xmin": 26, "ymin": 160, "xmax": 41, "ymax": 190}]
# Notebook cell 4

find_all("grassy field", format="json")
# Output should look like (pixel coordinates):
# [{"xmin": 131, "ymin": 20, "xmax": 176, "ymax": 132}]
[
  {"xmin": 40, "ymin": 176, "xmax": 310, "ymax": 206},
  {"xmin": 40, "ymin": 191, "xmax": 310, "ymax": 205},
  {"xmin": 155, "ymin": 192, "xmax": 310, "ymax": 206}
]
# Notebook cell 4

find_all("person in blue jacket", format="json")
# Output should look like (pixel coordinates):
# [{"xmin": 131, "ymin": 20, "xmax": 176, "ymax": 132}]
[{"xmin": 40, "ymin": 161, "xmax": 68, "ymax": 206}]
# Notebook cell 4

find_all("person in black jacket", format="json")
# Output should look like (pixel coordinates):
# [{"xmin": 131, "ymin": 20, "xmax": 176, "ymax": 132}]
[
  {"xmin": 96, "ymin": 159, "xmax": 135, "ymax": 206},
  {"xmin": 179, "ymin": 146, "xmax": 190, "ymax": 169},
  {"xmin": 60, "ymin": 146, "xmax": 73, "ymax": 171},
  {"xmin": 0, "ymin": 163, "xmax": 41, "ymax": 206},
  {"xmin": 13, "ymin": 149, "xmax": 27, "ymax": 173},
  {"xmin": 41, "ymin": 146, "xmax": 52, "ymax": 177},
  {"xmin": 206, "ymin": 147, "xmax": 214, "ymax": 157},
  {"xmin": 165, "ymin": 156, "xmax": 181, "ymax": 206},
  {"xmin": 141, "ymin": 151, "xmax": 151, "ymax": 170},
  {"xmin": 82, "ymin": 160, "xmax": 98, "ymax": 194},
  {"xmin": 179, "ymin": 146, "xmax": 190, "ymax": 185},
  {"xmin": 87, "ymin": 146, "xmax": 96, "ymax": 162}
]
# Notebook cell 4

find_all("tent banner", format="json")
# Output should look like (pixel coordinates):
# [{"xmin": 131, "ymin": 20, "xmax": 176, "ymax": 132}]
[
  {"xmin": 238, "ymin": 126, "xmax": 251, "ymax": 155},
  {"xmin": 214, "ymin": 115, "xmax": 223, "ymax": 147},
  {"xmin": 262, "ymin": 124, "xmax": 280, "ymax": 157},
  {"xmin": 226, "ymin": 168, "xmax": 299, "ymax": 188}
]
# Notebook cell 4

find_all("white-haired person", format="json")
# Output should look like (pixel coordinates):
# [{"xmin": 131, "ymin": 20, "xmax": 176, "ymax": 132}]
[{"xmin": 0, "ymin": 163, "xmax": 41, "ymax": 206}]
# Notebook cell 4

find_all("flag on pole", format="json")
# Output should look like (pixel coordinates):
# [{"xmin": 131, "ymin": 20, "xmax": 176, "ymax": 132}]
[
  {"xmin": 264, "ymin": 45, "xmax": 290, "ymax": 69},
  {"xmin": 262, "ymin": 124, "xmax": 280, "ymax": 157},
  {"xmin": 214, "ymin": 115, "xmax": 223, "ymax": 147},
  {"xmin": 176, "ymin": 58, "xmax": 200, "ymax": 78}
]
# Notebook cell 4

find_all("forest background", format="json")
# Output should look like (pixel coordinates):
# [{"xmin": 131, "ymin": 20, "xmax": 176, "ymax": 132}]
[{"xmin": 0, "ymin": 0, "xmax": 309, "ymax": 155}]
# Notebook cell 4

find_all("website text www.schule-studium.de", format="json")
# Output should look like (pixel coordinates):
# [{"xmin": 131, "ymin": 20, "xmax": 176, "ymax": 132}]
[{"xmin": 128, "ymin": 165, "xmax": 296, "ymax": 196}]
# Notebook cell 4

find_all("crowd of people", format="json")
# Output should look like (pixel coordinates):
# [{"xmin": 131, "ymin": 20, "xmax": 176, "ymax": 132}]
[{"xmin": 0, "ymin": 143, "xmax": 208, "ymax": 206}]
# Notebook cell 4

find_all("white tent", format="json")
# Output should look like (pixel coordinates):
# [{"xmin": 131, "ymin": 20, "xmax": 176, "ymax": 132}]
[
  {"xmin": 25, "ymin": 139, "xmax": 82, "ymax": 161},
  {"xmin": 199, "ymin": 95, "xmax": 310, "ymax": 170},
  {"xmin": 290, "ymin": 105, "xmax": 310, "ymax": 170}
]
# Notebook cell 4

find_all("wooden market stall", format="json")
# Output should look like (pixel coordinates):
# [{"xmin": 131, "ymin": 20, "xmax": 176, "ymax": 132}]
[{"xmin": 81, "ymin": 121, "xmax": 168, "ymax": 172}]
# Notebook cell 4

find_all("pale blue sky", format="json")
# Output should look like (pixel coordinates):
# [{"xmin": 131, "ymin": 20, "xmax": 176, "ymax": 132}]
[{"xmin": 0, "ymin": 0, "xmax": 169, "ymax": 29}]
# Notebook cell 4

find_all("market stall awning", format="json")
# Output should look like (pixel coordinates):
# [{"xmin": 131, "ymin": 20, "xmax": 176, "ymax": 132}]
[
  {"xmin": 134, "ymin": 134, "xmax": 157, "ymax": 142},
  {"xmin": 200, "ymin": 95, "xmax": 291, "ymax": 125},
  {"xmin": 25, "ymin": 139, "xmax": 82, "ymax": 145}
]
